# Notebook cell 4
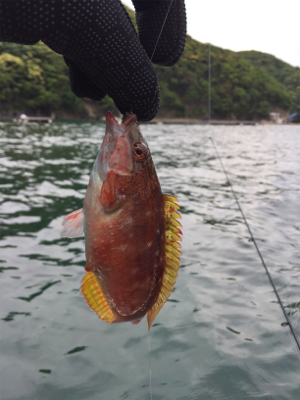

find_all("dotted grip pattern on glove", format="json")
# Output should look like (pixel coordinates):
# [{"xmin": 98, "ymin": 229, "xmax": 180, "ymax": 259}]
[{"xmin": 0, "ymin": 0, "xmax": 186, "ymax": 121}]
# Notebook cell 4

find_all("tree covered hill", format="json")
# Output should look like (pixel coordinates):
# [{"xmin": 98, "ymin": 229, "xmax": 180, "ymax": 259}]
[
  {"xmin": 238, "ymin": 50, "xmax": 299, "ymax": 92},
  {"xmin": 0, "ymin": 10, "xmax": 298, "ymax": 120},
  {"xmin": 237, "ymin": 50, "xmax": 300, "ymax": 116},
  {"xmin": 156, "ymin": 37, "xmax": 295, "ymax": 119}
]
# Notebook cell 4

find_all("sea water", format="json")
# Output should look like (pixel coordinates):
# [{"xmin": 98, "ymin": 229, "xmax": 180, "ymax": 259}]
[{"xmin": 0, "ymin": 121, "xmax": 300, "ymax": 400}]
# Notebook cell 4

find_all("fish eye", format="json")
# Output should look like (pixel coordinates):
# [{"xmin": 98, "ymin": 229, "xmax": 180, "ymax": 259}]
[{"xmin": 133, "ymin": 142, "xmax": 147, "ymax": 160}]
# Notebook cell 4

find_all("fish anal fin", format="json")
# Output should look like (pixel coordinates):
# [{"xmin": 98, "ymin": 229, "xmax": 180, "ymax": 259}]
[
  {"xmin": 81, "ymin": 272, "xmax": 116, "ymax": 324},
  {"xmin": 147, "ymin": 195, "xmax": 182, "ymax": 331},
  {"xmin": 61, "ymin": 208, "xmax": 85, "ymax": 238}
]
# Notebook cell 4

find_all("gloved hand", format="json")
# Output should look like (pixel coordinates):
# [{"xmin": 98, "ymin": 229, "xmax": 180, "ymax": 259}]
[{"xmin": 0, "ymin": 0, "xmax": 186, "ymax": 121}]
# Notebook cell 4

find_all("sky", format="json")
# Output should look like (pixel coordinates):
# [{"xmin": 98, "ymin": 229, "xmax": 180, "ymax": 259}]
[{"xmin": 122, "ymin": 0, "xmax": 300, "ymax": 67}]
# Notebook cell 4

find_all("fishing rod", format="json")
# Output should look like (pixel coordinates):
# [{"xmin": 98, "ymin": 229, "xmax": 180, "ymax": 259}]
[{"xmin": 209, "ymin": 135, "xmax": 300, "ymax": 352}]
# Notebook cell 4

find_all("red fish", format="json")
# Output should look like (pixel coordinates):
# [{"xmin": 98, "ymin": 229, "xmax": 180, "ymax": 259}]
[{"xmin": 61, "ymin": 112, "xmax": 181, "ymax": 330}]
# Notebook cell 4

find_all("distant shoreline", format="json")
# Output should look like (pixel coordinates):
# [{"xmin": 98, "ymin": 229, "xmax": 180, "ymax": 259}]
[
  {"xmin": 0, "ymin": 116, "xmax": 298, "ymax": 126},
  {"xmin": 147, "ymin": 119, "xmax": 299, "ymax": 126},
  {"xmin": 149, "ymin": 119, "xmax": 258, "ymax": 125}
]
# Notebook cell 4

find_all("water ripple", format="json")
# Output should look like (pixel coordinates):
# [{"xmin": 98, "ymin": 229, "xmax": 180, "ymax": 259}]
[{"xmin": 0, "ymin": 122, "xmax": 300, "ymax": 399}]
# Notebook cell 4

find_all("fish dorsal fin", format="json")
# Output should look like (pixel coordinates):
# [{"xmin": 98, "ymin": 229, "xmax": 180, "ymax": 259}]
[
  {"xmin": 147, "ymin": 195, "xmax": 182, "ymax": 330},
  {"xmin": 81, "ymin": 271, "xmax": 116, "ymax": 324},
  {"xmin": 61, "ymin": 208, "xmax": 85, "ymax": 238}
]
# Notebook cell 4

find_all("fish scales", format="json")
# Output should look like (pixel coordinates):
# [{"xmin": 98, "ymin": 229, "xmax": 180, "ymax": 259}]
[
  {"xmin": 61, "ymin": 112, "xmax": 181, "ymax": 329},
  {"xmin": 85, "ymin": 194, "xmax": 165, "ymax": 320}
]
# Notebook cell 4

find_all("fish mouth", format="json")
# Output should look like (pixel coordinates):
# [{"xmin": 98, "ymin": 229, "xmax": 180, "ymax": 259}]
[{"xmin": 98, "ymin": 112, "xmax": 138, "ymax": 180}]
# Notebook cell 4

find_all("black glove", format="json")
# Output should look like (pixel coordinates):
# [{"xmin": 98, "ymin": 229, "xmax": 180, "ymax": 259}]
[{"xmin": 0, "ymin": 0, "xmax": 186, "ymax": 121}]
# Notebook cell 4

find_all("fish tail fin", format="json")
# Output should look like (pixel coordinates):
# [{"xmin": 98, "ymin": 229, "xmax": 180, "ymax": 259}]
[
  {"xmin": 147, "ymin": 195, "xmax": 182, "ymax": 330},
  {"xmin": 81, "ymin": 271, "xmax": 116, "ymax": 324}
]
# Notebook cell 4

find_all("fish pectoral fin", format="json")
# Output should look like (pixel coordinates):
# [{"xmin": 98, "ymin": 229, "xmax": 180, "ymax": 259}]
[
  {"xmin": 61, "ymin": 208, "xmax": 85, "ymax": 238},
  {"xmin": 81, "ymin": 272, "xmax": 116, "ymax": 324},
  {"xmin": 147, "ymin": 194, "xmax": 182, "ymax": 331}
]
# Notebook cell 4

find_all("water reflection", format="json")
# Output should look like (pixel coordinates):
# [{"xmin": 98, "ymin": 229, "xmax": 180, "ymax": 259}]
[{"xmin": 18, "ymin": 280, "xmax": 61, "ymax": 302}]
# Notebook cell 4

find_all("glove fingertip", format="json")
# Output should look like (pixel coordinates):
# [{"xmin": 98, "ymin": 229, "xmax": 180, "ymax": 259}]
[{"xmin": 113, "ymin": 81, "xmax": 160, "ymax": 122}]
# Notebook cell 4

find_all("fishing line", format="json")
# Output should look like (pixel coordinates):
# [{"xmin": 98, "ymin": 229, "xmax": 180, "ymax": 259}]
[
  {"xmin": 150, "ymin": 0, "xmax": 175, "ymax": 62},
  {"xmin": 147, "ymin": 329, "xmax": 153, "ymax": 400},
  {"xmin": 208, "ymin": 135, "xmax": 300, "ymax": 352},
  {"xmin": 143, "ymin": 3, "xmax": 175, "ymax": 399}
]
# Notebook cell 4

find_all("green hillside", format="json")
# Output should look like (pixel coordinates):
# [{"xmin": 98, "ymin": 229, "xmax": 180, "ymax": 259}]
[
  {"xmin": 238, "ymin": 50, "xmax": 299, "ymax": 91},
  {"xmin": 0, "ymin": 41, "xmax": 118, "ymax": 119},
  {"xmin": 0, "ymin": 7, "xmax": 298, "ymax": 120},
  {"xmin": 237, "ymin": 50, "xmax": 300, "ymax": 117},
  {"xmin": 156, "ymin": 37, "xmax": 294, "ymax": 119}
]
